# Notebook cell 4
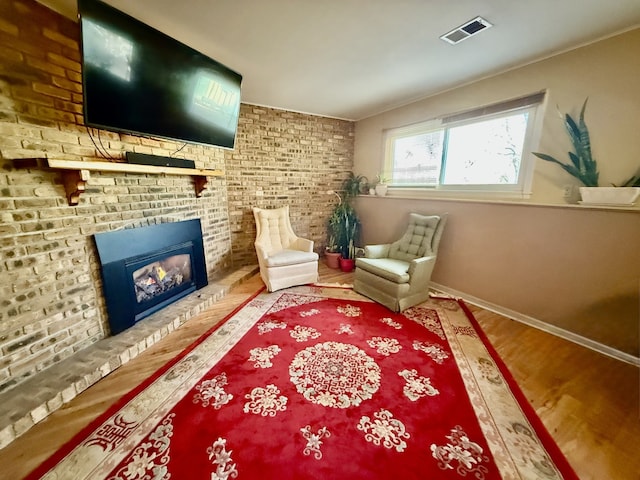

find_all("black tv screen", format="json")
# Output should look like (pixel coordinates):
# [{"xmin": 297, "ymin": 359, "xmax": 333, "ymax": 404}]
[{"xmin": 78, "ymin": 0, "xmax": 242, "ymax": 149}]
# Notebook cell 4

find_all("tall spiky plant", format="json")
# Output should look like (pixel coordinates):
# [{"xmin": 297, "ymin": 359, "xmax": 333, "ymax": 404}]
[
  {"xmin": 327, "ymin": 200, "xmax": 361, "ymax": 259},
  {"xmin": 326, "ymin": 173, "xmax": 364, "ymax": 259},
  {"xmin": 532, "ymin": 98, "xmax": 599, "ymax": 187}
]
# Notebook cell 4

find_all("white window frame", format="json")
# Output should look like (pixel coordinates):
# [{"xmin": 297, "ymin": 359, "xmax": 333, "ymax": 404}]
[{"xmin": 382, "ymin": 93, "xmax": 546, "ymax": 199}]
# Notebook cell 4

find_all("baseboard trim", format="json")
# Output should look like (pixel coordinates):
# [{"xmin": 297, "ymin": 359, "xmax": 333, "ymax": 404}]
[{"xmin": 430, "ymin": 282, "xmax": 640, "ymax": 367}]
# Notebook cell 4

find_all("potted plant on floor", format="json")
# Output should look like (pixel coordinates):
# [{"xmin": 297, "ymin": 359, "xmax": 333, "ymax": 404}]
[
  {"xmin": 324, "ymin": 231, "xmax": 341, "ymax": 269},
  {"xmin": 333, "ymin": 203, "xmax": 360, "ymax": 272},
  {"xmin": 532, "ymin": 98, "xmax": 640, "ymax": 205},
  {"xmin": 326, "ymin": 173, "xmax": 363, "ymax": 271}
]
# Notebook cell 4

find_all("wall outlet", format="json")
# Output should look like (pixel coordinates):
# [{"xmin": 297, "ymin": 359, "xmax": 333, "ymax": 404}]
[{"xmin": 562, "ymin": 185, "xmax": 573, "ymax": 199}]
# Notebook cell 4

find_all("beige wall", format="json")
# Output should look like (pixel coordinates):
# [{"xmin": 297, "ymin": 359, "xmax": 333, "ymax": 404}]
[{"xmin": 353, "ymin": 29, "xmax": 640, "ymax": 359}]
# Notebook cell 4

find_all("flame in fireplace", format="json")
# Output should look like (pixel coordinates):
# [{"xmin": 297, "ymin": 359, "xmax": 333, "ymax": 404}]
[
  {"xmin": 132, "ymin": 255, "xmax": 191, "ymax": 304},
  {"xmin": 156, "ymin": 266, "xmax": 166, "ymax": 280}
]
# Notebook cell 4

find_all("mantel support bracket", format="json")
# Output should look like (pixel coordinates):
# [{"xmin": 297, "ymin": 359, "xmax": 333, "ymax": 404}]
[
  {"xmin": 61, "ymin": 169, "xmax": 90, "ymax": 206},
  {"xmin": 193, "ymin": 176, "xmax": 208, "ymax": 197}
]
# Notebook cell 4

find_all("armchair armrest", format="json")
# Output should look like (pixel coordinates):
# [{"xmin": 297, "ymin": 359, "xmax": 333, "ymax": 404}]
[
  {"xmin": 364, "ymin": 244, "xmax": 391, "ymax": 259},
  {"xmin": 408, "ymin": 255, "xmax": 437, "ymax": 288},
  {"xmin": 294, "ymin": 237, "xmax": 314, "ymax": 252}
]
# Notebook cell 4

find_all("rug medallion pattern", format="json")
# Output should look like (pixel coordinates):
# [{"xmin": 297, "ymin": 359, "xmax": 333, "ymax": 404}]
[
  {"xmin": 28, "ymin": 286, "xmax": 576, "ymax": 479},
  {"xmin": 290, "ymin": 341, "xmax": 381, "ymax": 408}
]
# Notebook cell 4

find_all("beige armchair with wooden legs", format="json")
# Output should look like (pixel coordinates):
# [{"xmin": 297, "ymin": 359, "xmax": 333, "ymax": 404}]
[
  {"xmin": 252, "ymin": 205, "xmax": 319, "ymax": 292},
  {"xmin": 354, "ymin": 213, "xmax": 447, "ymax": 312}
]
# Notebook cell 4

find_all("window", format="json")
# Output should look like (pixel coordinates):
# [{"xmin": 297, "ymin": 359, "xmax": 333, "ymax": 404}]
[{"xmin": 383, "ymin": 92, "xmax": 545, "ymax": 197}]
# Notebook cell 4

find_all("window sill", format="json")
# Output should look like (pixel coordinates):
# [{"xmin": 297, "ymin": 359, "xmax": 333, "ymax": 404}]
[
  {"xmin": 385, "ymin": 186, "xmax": 532, "ymax": 200},
  {"xmin": 357, "ymin": 192, "xmax": 640, "ymax": 212}
]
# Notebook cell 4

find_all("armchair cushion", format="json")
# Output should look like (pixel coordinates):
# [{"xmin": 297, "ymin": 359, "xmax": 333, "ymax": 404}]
[
  {"xmin": 389, "ymin": 214, "xmax": 441, "ymax": 261},
  {"xmin": 355, "ymin": 258, "xmax": 410, "ymax": 283},
  {"xmin": 254, "ymin": 206, "xmax": 299, "ymax": 254},
  {"xmin": 265, "ymin": 249, "xmax": 319, "ymax": 268},
  {"xmin": 364, "ymin": 244, "xmax": 390, "ymax": 259}
]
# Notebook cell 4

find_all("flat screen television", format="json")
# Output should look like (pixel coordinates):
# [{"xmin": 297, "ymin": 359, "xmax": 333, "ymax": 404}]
[{"xmin": 78, "ymin": 0, "xmax": 242, "ymax": 149}]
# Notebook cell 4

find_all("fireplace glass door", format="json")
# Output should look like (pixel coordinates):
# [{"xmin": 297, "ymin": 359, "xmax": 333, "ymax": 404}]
[{"xmin": 125, "ymin": 243, "xmax": 196, "ymax": 321}]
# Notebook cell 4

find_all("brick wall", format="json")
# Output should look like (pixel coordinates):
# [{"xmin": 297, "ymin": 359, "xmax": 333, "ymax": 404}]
[
  {"xmin": 228, "ymin": 106, "xmax": 354, "ymax": 266},
  {"xmin": 0, "ymin": 0, "xmax": 354, "ymax": 394}
]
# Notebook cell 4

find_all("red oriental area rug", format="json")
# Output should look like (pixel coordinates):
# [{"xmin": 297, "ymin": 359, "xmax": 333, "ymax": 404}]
[{"xmin": 27, "ymin": 286, "xmax": 578, "ymax": 479}]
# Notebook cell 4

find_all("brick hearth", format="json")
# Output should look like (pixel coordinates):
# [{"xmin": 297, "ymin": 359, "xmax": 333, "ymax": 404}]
[{"xmin": 0, "ymin": 265, "xmax": 258, "ymax": 450}]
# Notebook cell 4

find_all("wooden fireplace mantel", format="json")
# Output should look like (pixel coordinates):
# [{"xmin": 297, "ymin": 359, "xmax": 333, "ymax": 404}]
[{"xmin": 14, "ymin": 157, "xmax": 224, "ymax": 205}]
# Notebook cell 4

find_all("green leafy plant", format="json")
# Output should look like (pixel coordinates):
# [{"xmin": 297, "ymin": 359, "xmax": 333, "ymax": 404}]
[
  {"xmin": 326, "ymin": 231, "xmax": 338, "ymax": 254},
  {"xmin": 326, "ymin": 173, "xmax": 363, "ymax": 259},
  {"xmin": 327, "ymin": 202, "xmax": 360, "ymax": 259},
  {"xmin": 329, "ymin": 202, "xmax": 360, "ymax": 258},
  {"xmin": 532, "ymin": 98, "xmax": 599, "ymax": 187},
  {"xmin": 342, "ymin": 172, "xmax": 369, "ymax": 196},
  {"xmin": 376, "ymin": 172, "xmax": 390, "ymax": 185}
]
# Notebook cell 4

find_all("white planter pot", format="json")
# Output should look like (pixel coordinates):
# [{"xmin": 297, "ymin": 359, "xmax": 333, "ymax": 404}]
[
  {"xmin": 579, "ymin": 187, "xmax": 640, "ymax": 205},
  {"xmin": 375, "ymin": 184, "xmax": 388, "ymax": 196}
]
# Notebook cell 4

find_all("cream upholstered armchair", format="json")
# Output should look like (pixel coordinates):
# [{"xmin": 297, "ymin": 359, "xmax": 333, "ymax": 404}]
[
  {"xmin": 353, "ymin": 213, "xmax": 447, "ymax": 312},
  {"xmin": 252, "ymin": 206, "xmax": 319, "ymax": 292}
]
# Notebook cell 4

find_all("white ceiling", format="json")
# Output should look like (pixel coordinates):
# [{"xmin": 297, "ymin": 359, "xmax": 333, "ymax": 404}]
[{"xmin": 37, "ymin": 0, "xmax": 640, "ymax": 121}]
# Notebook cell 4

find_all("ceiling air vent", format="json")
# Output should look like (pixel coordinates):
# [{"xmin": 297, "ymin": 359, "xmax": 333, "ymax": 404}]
[{"xmin": 440, "ymin": 16, "xmax": 493, "ymax": 45}]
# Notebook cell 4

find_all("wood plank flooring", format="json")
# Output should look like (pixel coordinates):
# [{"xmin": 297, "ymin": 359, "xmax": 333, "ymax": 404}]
[{"xmin": 1, "ymin": 264, "xmax": 638, "ymax": 479}]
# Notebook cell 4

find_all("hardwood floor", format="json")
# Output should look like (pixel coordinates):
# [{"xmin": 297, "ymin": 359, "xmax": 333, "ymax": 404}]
[
  {"xmin": 468, "ymin": 305, "xmax": 640, "ymax": 480},
  {"xmin": 1, "ymin": 264, "xmax": 638, "ymax": 479}
]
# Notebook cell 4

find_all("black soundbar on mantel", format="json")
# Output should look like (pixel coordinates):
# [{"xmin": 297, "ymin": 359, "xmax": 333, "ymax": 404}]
[{"xmin": 125, "ymin": 152, "xmax": 195, "ymax": 169}]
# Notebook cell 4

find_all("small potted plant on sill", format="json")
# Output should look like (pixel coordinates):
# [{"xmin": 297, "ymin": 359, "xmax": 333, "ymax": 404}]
[
  {"xmin": 532, "ymin": 98, "xmax": 640, "ymax": 205},
  {"xmin": 374, "ymin": 172, "xmax": 390, "ymax": 196}
]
